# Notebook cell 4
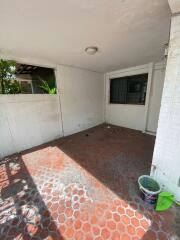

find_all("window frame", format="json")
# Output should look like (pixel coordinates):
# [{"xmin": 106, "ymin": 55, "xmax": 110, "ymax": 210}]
[
  {"xmin": 109, "ymin": 73, "xmax": 148, "ymax": 105},
  {"xmin": 106, "ymin": 64, "xmax": 153, "ymax": 108}
]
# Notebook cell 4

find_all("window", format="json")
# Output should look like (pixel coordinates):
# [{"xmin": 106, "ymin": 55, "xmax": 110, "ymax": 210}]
[
  {"xmin": 16, "ymin": 64, "xmax": 57, "ymax": 94},
  {"xmin": 110, "ymin": 73, "xmax": 148, "ymax": 105},
  {"xmin": 0, "ymin": 59, "xmax": 57, "ymax": 94}
]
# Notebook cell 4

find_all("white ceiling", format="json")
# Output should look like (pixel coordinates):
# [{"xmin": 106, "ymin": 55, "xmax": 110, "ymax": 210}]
[
  {"xmin": 168, "ymin": 0, "xmax": 180, "ymax": 13},
  {"xmin": 0, "ymin": 0, "xmax": 171, "ymax": 73}
]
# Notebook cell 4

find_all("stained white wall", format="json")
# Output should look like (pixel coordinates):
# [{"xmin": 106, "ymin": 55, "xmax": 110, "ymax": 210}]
[
  {"xmin": 104, "ymin": 62, "xmax": 166, "ymax": 132},
  {"xmin": 56, "ymin": 65, "xmax": 104, "ymax": 136},
  {"xmin": 0, "ymin": 61, "xmax": 104, "ymax": 158},
  {"xmin": 0, "ymin": 94, "xmax": 63, "ymax": 158}
]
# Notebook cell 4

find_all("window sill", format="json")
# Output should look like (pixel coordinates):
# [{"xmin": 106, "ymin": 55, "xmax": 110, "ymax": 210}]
[{"xmin": 108, "ymin": 103, "xmax": 145, "ymax": 106}]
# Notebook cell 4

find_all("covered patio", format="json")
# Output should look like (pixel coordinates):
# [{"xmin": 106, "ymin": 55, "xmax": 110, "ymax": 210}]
[{"xmin": 1, "ymin": 0, "xmax": 180, "ymax": 239}]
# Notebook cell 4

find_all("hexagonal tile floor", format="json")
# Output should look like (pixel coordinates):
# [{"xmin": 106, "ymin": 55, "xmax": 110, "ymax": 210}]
[{"xmin": 0, "ymin": 124, "xmax": 179, "ymax": 240}]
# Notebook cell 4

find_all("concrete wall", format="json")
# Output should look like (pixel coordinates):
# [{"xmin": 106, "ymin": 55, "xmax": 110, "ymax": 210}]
[
  {"xmin": 0, "ymin": 63, "xmax": 104, "ymax": 158},
  {"xmin": 0, "ymin": 94, "xmax": 63, "ymax": 158},
  {"xmin": 57, "ymin": 65, "xmax": 104, "ymax": 136},
  {"xmin": 104, "ymin": 62, "xmax": 166, "ymax": 133},
  {"xmin": 151, "ymin": 15, "xmax": 180, "ymax": 202},
  {"xmin": 146, "ymin": 63, "xmax": 166, "ymax": 133}
]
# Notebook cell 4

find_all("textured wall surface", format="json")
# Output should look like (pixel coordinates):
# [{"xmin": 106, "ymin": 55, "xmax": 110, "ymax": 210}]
[
  {"xmin": 151, "ymin": 15, "xmax": 180, "ymax": 201},
  {"xmin": 0, "ymin": 95, "xmax": 63, "ymax": 158}
]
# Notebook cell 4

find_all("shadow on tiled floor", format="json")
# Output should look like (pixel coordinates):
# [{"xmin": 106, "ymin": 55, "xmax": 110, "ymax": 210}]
[
  {"xmin": 0, "ymin": 124, "xmax": 179, "ymax": 239},
  {"xmin": 0, "ymin": 157, "xmax": 63, "ymax": 239}
]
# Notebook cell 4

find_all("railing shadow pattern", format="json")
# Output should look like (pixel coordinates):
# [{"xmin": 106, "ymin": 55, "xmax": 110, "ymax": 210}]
[{"xmin": 0, "ymin": 156, "xmax": 63, "ymax": 240}]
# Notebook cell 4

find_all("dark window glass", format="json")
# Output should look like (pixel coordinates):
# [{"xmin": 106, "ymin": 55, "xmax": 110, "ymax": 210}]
[{"xmin": 110, "ymin": 74, "xmax": 148, "ymax": 105}]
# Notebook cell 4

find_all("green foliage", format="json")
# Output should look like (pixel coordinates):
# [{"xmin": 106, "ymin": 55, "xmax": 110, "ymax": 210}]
[
  {"xmin": 4, "ymin": 80, "xmax": 22, "ymax": 94},
  {"xmin": 40, "ymin": 79, "xmax": 57, "ymax": 94},
  {"xmin": 0, "ymin": 59, "xmax": 22, "ymax": 94}
]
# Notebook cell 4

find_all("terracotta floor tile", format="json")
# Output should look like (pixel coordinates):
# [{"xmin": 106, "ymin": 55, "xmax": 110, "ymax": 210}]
[{"xmin": 0, "ymin": 124, "xmax": 179, "ymax": 239}]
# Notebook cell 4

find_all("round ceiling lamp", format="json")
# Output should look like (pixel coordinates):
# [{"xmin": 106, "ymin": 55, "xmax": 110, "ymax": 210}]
[{"xmin": 85, "ymin": 46, "xmax": 98, "ymax": 55}]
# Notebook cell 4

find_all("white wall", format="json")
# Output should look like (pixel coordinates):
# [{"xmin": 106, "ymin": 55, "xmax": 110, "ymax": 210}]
[
  {"xmin": 151, "ymin": 14, "xmax": 180, "ymax": 202},
  {"xmin": 0, "ymin": 56, "xmax": 165, "ymax": 159},
  {"xmin": 104, "ymin": 62, "xmax": 166, "ymax": 132},
  {"xmin": 0, "ymin": 94, "xmax": 63, "ymax": 158},
  {"xmin": 146, "ymin": 63, "xmax": 166, "ymax": 132},
  {"xmin": 0, "ymin": 61, "xmax": 104, "ymax": 158},
  {"xmin": 56, "ymin": 65, "xmax": 104, "ymax": 136}
]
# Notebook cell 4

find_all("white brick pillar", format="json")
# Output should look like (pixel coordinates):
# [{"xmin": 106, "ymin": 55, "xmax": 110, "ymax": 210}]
[{"xmin": 151, "ymin": 11, "xmax": 180, "ymax": 201}]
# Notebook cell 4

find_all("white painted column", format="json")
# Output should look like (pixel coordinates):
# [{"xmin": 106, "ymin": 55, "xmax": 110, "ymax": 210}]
[{"xmin": 151, "ymin": 10, "xmax": 180, "ymax": 201}]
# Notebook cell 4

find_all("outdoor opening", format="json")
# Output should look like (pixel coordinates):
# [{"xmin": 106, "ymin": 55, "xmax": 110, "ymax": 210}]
[{"xmin": 0, "ymin": 59, "xmax": 57, "ymax": 94}]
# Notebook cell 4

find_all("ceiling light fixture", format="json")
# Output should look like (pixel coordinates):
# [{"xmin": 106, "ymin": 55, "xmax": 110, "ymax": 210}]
[{"xmin": 85, "ymin": 46, "xmax": 98, "ymax": 55}]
